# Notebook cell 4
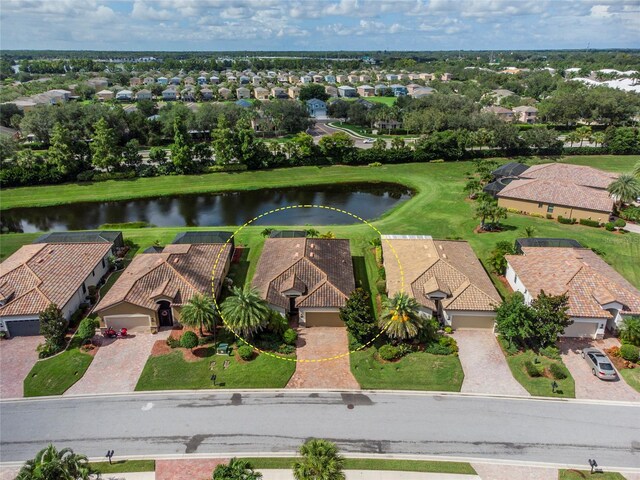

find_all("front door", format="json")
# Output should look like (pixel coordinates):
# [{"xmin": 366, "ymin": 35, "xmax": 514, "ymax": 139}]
[
  {"xmin": 158, "ymin": 301, "xmax": 174, "ymax": 327},
  {"xmin": 289, "ymin": 296, "xmax": 299, "ymax": 315}
]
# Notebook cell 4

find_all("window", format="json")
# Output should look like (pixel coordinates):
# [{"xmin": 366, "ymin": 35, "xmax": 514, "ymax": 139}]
[
  {"xmin": 514, "ymin": 274, "xmax": 518, "ymax": 284},
  {"xmin": 547, "ymin": 205, "xmax": 554, "ymax": 214},
  {"xmin": 82, "ymin": 284, "xmax": 86, "ymax": 294},
  {"xmin": 537, "ymin": 202, "xmax": 543, "ymax": 208},
  {"xmin": 102, "ymin": 258, "xmax": 105, "ymax": 268},
  {"xmin": 92, "ymin": 270, "xmax": 95, "ymax": 277}
]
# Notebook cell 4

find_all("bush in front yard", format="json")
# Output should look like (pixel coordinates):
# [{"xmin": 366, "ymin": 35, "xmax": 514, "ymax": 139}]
[
  {"xmin": 238, "ymin": 345, "xmax": 254, "ymax": 361},
  {"xmin": 283, "ymin": 328, "xmax": 298, "ymax": 346},
  {"xmin": 549, "ymin": 362, "xmax": 568, "ymax": 380},
  {"xmin": 166, "ymin": 336, "xmax": 180, "ymax": 348},
  {"xmin": 424, "ymin": 343, "xmax": 452, "ymax": 355},
  {"xmin": 378, "ymin": 344, "xmax": 401, "ymax": 361},
  {"xmin": 76, "ymin": 317, "xmax": 98, "ymax": 342},
  {"xmin": 524, "ymin": 360, "xmax": 542, "ymax": 377},
  {"xmin": 620, "ymin": 344, "xmax": 640, "ymax": 363},
  {"xmin": 179, "ymin": 331, "xmax": 198, "ymax": 350},
  {"xmin": 539, "ymin": 345, "xmax": 560, "ymax": 360}
]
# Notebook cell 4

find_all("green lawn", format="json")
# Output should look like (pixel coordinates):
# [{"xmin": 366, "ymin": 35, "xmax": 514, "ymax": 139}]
[
  {"xmin": 350, "ymin": 349, "xmax": 464, "ymax": 391},
  {"xmin": 620, "ymin": 368, "xmax": 640, "ymax": 392},
  {"xmin": 135, "ymin": 348, "xmax": 296, "ymax": 390},
  {"xmin": 23, "ymin": 336, "xmax": 93, "ymax": 397},
  {"xmin": 503, "ymin": 350, "xmax": 575, "ymax": 398},
  {"xmin": 559, "ymin": 469, "xmax": 627, "ymax": 480},
  {"xmin": 89, "ymin": 460, "xmax": 155, "ymax": 474},
  {"xmin": 242, "ymin": 457, "xmax": 476, "ymax": 474},
  {"xmin": 365, "ymin": 96, "xmax": 397, "ymax": 107}
]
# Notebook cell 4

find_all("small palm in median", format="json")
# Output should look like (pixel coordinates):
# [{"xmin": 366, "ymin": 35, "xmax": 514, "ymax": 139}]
[
  {"xmin": 220, "ymin": 286, "xmax": 270, "ymax": 338},
  {"xmin": 213, "ymin": 458, "xmax": 262, "ymax": 480},
  {"xmin": 180, "ymin": 293, "xmax": 218, "ymax": 339},
  {"xmin": 17, "ymin": 444, "xmax": 93, "ymax": 480},
  {"xmin": 293, "ymin": 439, "xmax": 346, "ymax": 480},
  {"xmin": 379, "ymin": 292, "xmax": 424, "ymax": 340}
]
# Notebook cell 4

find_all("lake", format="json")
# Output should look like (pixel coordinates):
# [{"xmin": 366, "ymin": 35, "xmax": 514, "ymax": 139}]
[{"xmin": 1, "ymin": 183, "xmax": 412, "ymax": 233}]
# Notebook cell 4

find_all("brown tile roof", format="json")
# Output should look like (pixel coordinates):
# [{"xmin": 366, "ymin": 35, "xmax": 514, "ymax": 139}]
[
  {"xmin": 382, "ymin": 235, "xmax": 501, "ymax": 312},
  {"xmin": 497, "ymin": 178, "xmax": 614, "ymax": 213},
  {"xmin": 506, "ymin": 247, "xmax": 640, "ymax": 319},
  {"xmin": 252, "ymin": 238, "xmax": 355, "ymax": 310},
  {"xmin": 95, "ymin": 243, "xmax": 232, "ymax": 313},
  {"xmin": 521, "ymin": 163, "xmax": 618, "ymax": 189},
  {"xmin": 0, "ymin": 243, "xmax": 112, "ymax": 317}
]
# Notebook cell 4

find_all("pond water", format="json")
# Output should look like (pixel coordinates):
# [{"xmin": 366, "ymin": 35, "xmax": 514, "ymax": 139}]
[{"xmin": 1, "ymin": 183, "xmax": 412, "ymax": 233}]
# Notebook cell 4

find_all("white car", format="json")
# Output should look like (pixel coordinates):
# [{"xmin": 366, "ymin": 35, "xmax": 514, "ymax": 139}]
[{"xmin": 362, "ymin": 138, "xmax": 374, "ymax": 144}]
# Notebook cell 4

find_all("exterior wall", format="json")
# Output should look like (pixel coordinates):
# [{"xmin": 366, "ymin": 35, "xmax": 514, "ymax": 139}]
[
  {"xmin": 300, "ymin": 307, "xmax": 342, "ymax": 327},
  {"xmin": 504, "ymin": 263, "xmax": 534, "ymax": 304},
  {"xmin": 444, "ymin": 310, "xmax": 496, "ymax": 330},
  {"xmin": 97, "ymin": 302, "xmax": 158, "ymax": 330},
  {"xmin": 498, "ymin": 197, "xmax": 610, "ymax": 223}
]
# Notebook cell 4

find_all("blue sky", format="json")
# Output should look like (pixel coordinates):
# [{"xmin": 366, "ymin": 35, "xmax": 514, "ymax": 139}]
[{"xmin": 1, "ymin": 0, "xmax": 639, "ymax": 51}]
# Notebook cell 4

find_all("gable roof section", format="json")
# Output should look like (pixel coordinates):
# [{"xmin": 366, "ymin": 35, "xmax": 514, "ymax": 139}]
[{"xmin": 520, "ymin": 163, "xmax": 617, "ymax": 189}]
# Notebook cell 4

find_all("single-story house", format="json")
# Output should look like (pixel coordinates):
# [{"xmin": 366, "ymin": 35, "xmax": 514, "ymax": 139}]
[
  {"xmin": 381, "ymin": 235, "xmax": 501, "ymax": 330},
  {"xmin": 116, "ymin": 89, "xmax": 133, "ymax": 101},
  {"xmin": 338, "ymin": 86, "xmax": 357, "ymax": 98},
  {"xmin": 313, "ymin": 75, "xmax": 324, "ymax": 83},
  {"xmin": 306, "ymin": 98, "xmax": 327, "ymax": 118},
  {"xmin": 441, "ymin": 73, "xmax": 453, "ymax": 81},
  {"xmin": 157, "ymin": 77, "xmax": 168, "ymax": 85},
  {"xmin": 95, "ymin": 241, "xmax": 232, "ymax": 333},
  {"xmin": 130, "ymin": 77, "xmax": 142, "ymax": 86},
  {"xmin": 34, "ymin": 230, "xmax": 124, "ymax": 254},
  {"xmin": 385, "ymin": 74, "xmax": 399, "ymax": 81},
  {"xmin": 512, "ymin": 105, "xmax": 538, "ymax": 124},
  {"xmin": 252, "ymin": 238, "xmax": 355, "ymax": 327},
  {"xmin": 336, "ymin": 75, "xmax": 348, "ymax": 83},
  {"xmin": 170, "ymin": 77, "xmax": 181, "ymax": 86},
  {"xmin": 357, "ymin": 85, "xmax": 375, "ymax": 97},
  {"xmin": 209, "ymin": 76, "xmax": 220, "ymax": 84},
  {"xmin": 96, "ymin": 89, "xmax": 114, "ymax": 101},
  {"xmin": 324, "ymin": 75, "xmax": 336, "ymax": 83},
  {"xmin": 374, "ymin": 84, "xmax": 390, "ymax": 96},
  {"xmin": 197, "ymin": 76, "xmax": 207, "ymax": 85},
  {"xmin": 505, "ymin": 244, "xmax": 640, "ymax": 338},
  {"xmin": 0, "ymin": 242, "xmax": 112, "ymax": 337},
  {"xmin": 135, "ymin": 89, "xmax": 153, "ymax": 101}
]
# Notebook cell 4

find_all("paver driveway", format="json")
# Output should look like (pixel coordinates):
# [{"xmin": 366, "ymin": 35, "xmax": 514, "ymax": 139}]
[
  {"xmin": 559, "ymin": 337, "xmax": 640, "ymax": 401},
  {"xmin": 65, "ymin": 330, "xmax": 170, "ymax": 395},
  {"xmin": 286, "ymin": 327, "xmax": 360, "ymax": 389},
  {"xmin": 455, "ymin": 330, "xmax": 529, "ymax": 396},
  {"xmin": 0, "ymin": 336, "xmax": 43, "ymax": 399}
]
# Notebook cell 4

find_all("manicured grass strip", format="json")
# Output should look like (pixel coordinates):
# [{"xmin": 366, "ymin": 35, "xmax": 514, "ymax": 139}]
[
  {"xmin": 620, "ymin": 368, "xmax": 640, "ymax": 393},
  {"xmin": 89, "ymin": 460, "xmax": 155, "ymax": 474},
  {"xmin": 503, "ymin": 350, "xmax": 575, "ymax": 398},
  {"xmin": 559, "ymin": 469, "xmax": 627, "ymax": 479},
  {"xmin": 24, "ymin": 337, "xmax": 93, "ymax": 397},
  {"xmin": 0, "ymin": 232, "xmax": 39, "ymax": 260},
  {"xmin": 351, "ymin": 349, "xmax": 464, "ymax": 391},
  {"xmin": 135, "ymin": 349, "xmax": 296, "ymax": 391},
  {"xmin": 241, "ymin": 457, "xmax": 476, "ymax": 474}
]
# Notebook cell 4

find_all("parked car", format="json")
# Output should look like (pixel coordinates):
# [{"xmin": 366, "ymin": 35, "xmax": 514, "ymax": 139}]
[
  {"xmin": 581, "ymin": 348, "xmax": 618, "ymax": 380},
  {"xmin": 362, "ymin": 138, "xmax": 374, "ymax": 144}
]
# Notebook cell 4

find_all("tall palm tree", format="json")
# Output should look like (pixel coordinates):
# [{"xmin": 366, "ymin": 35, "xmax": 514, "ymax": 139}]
[
  {"xmin": 378, "ymin": 292, "xmax": 424, "ymax": 340},
  {"xmin": 17, "ymin": 444, "xmax": 93, "ymax": 480},
  {"xmin": 633, "ymin": 161, "xmax": 640, "ymax": 179},
  {"xmin": 293, "ymin": 439, "xmax": 345, "ymax": 480},
  {"xmin": 220, "ymin": 286, "xmax": 270, "ymax": 338},
  {"xmin": 607, "ymin": 174, "xmax": 640, "ymax": 209},
  {"xmin": 213, "ymin": 458, "xmax": 262, "ymax": 480},
  {"xmin": 180, "ymin": 293, "xmax": 218, "ymax": 338}
]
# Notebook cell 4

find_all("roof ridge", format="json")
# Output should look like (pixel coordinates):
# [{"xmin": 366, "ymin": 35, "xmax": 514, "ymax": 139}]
[{"xmin": 295, "ymin": 279, "xmax": 348, "ymax": 307}]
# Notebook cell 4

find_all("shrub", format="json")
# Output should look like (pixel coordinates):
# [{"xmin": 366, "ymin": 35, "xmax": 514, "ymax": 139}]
[
  {"xmin": 605, "ymin": 222, "xmax": 615, "ymax": 231},
  {"xmin": 397, "ymin": 343, "xmax": 414, "ymax": 357},
  {"xmin": 620, "ymin": 344, "xmax": 639, "ymax": 363},
  {"xmin": 368, "ymin": 162, "xmax": 382, "ymax": 167},
  {"xmin": 376, "ymin": 278, "xmax": 387, "ymax": 295},
  {"xmin": 166, "ymin": 336, "xmax": 180, "ymax": 348},
  {"xmin": 614, "ymin": 218, "xmax": 627, "ymax": 228},
  {"xmin": 545, "ymin": 213, "xmax": 553, "ymax": 219},
  {"xmin": 506, "ymin": 208, "xmax": 521, "ymax": 214},
  {"xmin": 238, "ymin": 345, "xmax": 254, "ymax": 361},
  {"xmin": 429, "ymin": 159, "xmax": 445, "ymax": 163},
  {"xmin": 524, "ymin": 360, "xmax": 542, "ymax": 377},
  {"xmin": 179, "ymin": 331, "xmax": 198, "ymax": 350},
  {"xmin": 444, "ymin": 326, "xmax": 453, "ymax": 334},
  {"xmin": 539, "ymin": 345, "xmax": 560, "ymax": 360},
  {"xmin": 498, "ymin": 335, "xmax": 519, "ymax": 356},
  {"xmin": 198, "ymin": 335, "xmax": 214, "ymax": 346},
  {"xmin": 549, "ymin": 362, "xmax": 568, "ymax": 380},
  {"xmin": 277, "ymin": 344, "xmax": 295, "ymax": 355},
  {"xmin": 37, "ymin": 342, "xmax": 62, "ymax": 359},
  {"xmin": 557, "ymin": 216, "xmax": 576, "ymax": 225},
  {"xmin": 76, "ymin": 317, "xmax": 97, "ymax": 342},
  {"xmin": 283, "ymin": 328, "xmax": 298, "ymax": 346},
  {"xmin": 579, "ymin": 218, "xmax": 601, "ymax": 227},
  {"xmin": 619, "ymin": 206, "xmax": 640, "ymax": 222},
  {"xmin": 425, "ymin": 343, "xmax": 452, "ymax": 355},
  {"xmin": 438, "ymin": 335, "xmax": 459, "ymax": 354},
  {"xmin": 378, "ymin": 344, "xmax": 401, "ymax": 361}
]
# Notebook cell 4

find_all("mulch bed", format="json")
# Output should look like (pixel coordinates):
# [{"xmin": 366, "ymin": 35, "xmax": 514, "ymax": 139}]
[
  {"xmin": 604, "ymin": 347, "xmax": 637, "ymax": 372},
  {"xmin": 496, "ymin": 275, "xmax": 514, "ymax": 293},
  {"xmin": 150, "ymin": 326, "xmax": 216, "ymax": 362}
]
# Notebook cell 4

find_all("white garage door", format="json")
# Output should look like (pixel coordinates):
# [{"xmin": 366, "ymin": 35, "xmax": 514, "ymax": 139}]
[
  {"xmin": 104, "ymin": 314, "xmax": 151, "ymax": 332},
  {"xmin": 562, "ymin": 321, "xmax": 598, "ymax": 338}
]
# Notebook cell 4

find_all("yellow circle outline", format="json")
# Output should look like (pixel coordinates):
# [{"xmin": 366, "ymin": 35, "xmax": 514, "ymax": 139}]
[{"xmin": 210, "ymin": 204, "xmax": 405, "ymax": 363}]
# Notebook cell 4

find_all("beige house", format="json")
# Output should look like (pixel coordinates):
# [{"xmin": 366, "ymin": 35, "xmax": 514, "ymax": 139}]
[
  {"xmin": 483, "ymin": 105, "xmax": 514, "ymax": 121},
  {"xmin": 95, "ymin": 242, "xmax": 232, "ymax": 333},
  {"xmin": 512, "ymin": 105, "xmax": 538, "ymax": 124},
  {"xmin": 254, "ymin": 87, "xmax": 269, "ymax": 100},
  {"xmin": 96, "ymin": 89, "xmax": 114, "ymax": 101},
  {"xmin": 288, "ymin": 86, "xmax": 300, "ymax": 99},
  {"xmin": 252, "ymin": 238, "xmax": 355, "ymax": 327},
  {"xmin": 336, "ymin": 75, "xmax": 348, "ymax": 83},
  {"xmin": 357, "ymin": 85, "xmax": 375, "ymax": 97},
  {"xmin": 218, "ymin": 87, "xmax": 232, "ymax": 99},
  {"xmin": 325, "ymin": 85, "xmax": 338, "ymax": 97},
  {"xmin": 381, "ymin": 235, "xmax": 501, "ymax": 329},
  {"xmin": 505, "ymin": 245, "xmax": 640, "ymax": 338},
  {"xmin": 236, "ymin": 87, "xmax": 251, "ymax": 99}
]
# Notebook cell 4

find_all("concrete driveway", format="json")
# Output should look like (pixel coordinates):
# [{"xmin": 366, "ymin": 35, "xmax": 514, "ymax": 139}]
[
  {"xmin": 0, "ymin": 336, "xmax": 43, "ymax": 399},
  {"xmin": 65, "ymin": 330, "xmax": 169, "ymax": 396},
  {"xmin": 455, "ymin": 330, "xmax": 529, "ymax": 396},
  {"xmin": 559, "ymin": 337, "xmax": 640, "ymax": 401},
  {"xmin": 286, "ymin": 327, "xmax": 360, "ymax": 389}
]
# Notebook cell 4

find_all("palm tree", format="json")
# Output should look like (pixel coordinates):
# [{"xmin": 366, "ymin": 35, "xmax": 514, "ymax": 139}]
[
  {"xmin": 17, "ymin": 444, "xmax": 93, "ymax": 480},
  {"xmin": 464, "ymin": 178, "xmax": 482, "ymax": 199},
  {"xmin": 213, "ymin": 458, "xmax": 262, "ymax": 480},
  {"xmin": 620, "ymin": 316, "xmax": 640, "ymax": 346},
  {"xmin": 524, "ymin": 226, "xmax": 536, "ymax": 238},
  {"xmin": 305, "ymin": 228, "xmax": 320, "ymax": 238},
  {"xmin": 180, "ymin": 293, "xmax": 217, "ymax": 338},
  {"xmin": 633, "ymin": 161, "xmax": 640, "ymax": 178},
  {"xmin": 565, "ymin": 131, "xmax": 580, "ymax": 147},
  {"xmin": 592, "ymin": 132, "xmax": 606, "ymax": 148},
  {"xmin": 378, "ymin": 292, "xmax": 424, "ymax": 340},
  {"xmin": 260, "ymin": 228, "xmax": 274, "ymax": 238},
  {"xmin": 474, "ymin": 194, "xmax": 496, "ymax": 230},
  {"xmin": 220, "ymin": 286, "xmax": 270, "ymax": 338},
  {"xmin": 607, "ymin": 174, "xmax": 640, "ymax": 209},
  {"xmin": 293, "ymin": 439, "xmax": 345, "ymax": 480}
]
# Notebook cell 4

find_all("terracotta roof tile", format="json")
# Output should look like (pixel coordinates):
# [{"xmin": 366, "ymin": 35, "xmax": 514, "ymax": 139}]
[{"xmin": 521, "ymin": 163, "xmax": 617, "ymax": 189}]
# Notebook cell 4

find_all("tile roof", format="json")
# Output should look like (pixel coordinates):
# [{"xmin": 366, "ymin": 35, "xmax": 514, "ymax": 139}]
[
  {"xmin": 381, "ymin": 236, "xmax": 501, "ymax": 312},
  {"xmin": 252, "ymin": 238, "xmax": 355, "ymax": 310},
  {"xmin": 521, "ymin": 163, "xmax": 617, "ymax": 189},
  {"xmin": 497, "ymin": 178, "xmax": 614, "ymax": 213},
  {"xmin": 506, "ymin": 247, "xmax": 640, "ymax": 319},
  {"xmin": 95, "ymin": 243, "xmax": 232, "ymax": 313},
  {"xmin": 0, "ymin": 243, "xmax": 112, "ymax": 317}
]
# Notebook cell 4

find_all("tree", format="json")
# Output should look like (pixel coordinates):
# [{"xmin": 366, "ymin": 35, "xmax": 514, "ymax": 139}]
[
  {"xmin": 260, "ymin": 228, "xmax": 274, "ymax": 237},
  {"xmin": 0, "ymin": 102, "xmax": 22, "ymax": 127},
  {"xmin": 495, "ymin": 292, "xmax": 535, "ymax": 349},
  {"xmin": 299, "ymin": 84, "xmax": 329, "ymax": 102},
  {"xmin": 530, "ymin": 291, "xmax": 571, "ymax": 348},
  {"xmin": 213, "ymin": 458, "xmax": 262, "ymax": 480},
  {"xmin": 390, "ymin": 137, "xmax": 406, "ymax": 150},
  {"xmin": 564, "ymin": 131, "xmax": 581, "ymax": 147},
  {"xmin": 521, "ymin": 128, "xmax": 562, "ymax": 154},
  {"xmin": 180, "ymin": 293, "xmax": 217, "ymax": 338},
  {"xmin": 371, "ymin": 138, "xmax": 387, "ymax": 151},
  {"xmin": 464, "ymin": 178, "xmax": 482, "ymax": 198},
  {"xmin": 605, "ymin": 127, "xmax": 639, "ymax": 155},
  {"xmin": 122, "ymin": 139, "xmax": 143, "ymax": 169},
  {"xmin": 76, "ymin": 317, "xmax": 98, "ymax": 343},
  {"xmin": 318, "ymin": 132, "xmax": 355, "ymax": 164},
  {"xmin": 220, "ymin": 286, "xmax": 271, "ymax": 338},
  {"xmin": 379, "ymin": 292, "xmax": 424, "ymax": 341},
  {"xmin": 170, "ymin": 118, "xmax": 193, "ymax": 174},
  {"xmin": 488, "ymin": 241, "xmax": 516, "ymax": 274},
  {"xmin": 619, "ymin": 316, "xmax": 640, "ymax": 347},
  {"xmin": 47, "ymin": 123, "xmax": 76, "ymax": 175},
  {"xmin": 592, "ymin": 132, "xmax": 606, "ymax": 148},
  {"xmin": 305, "ymin": 228, "xmax": 319, "ymax": 238},
  {"xmin": 339, "ymin": 288, "xmax": 378, "ymax": 345},
  {"xmin": 289, "ymin": 132, "xmax": 318, "ymax": 166},
  {"xmin": 261, "ymin": 100, "xmax": 313, "ymax": 134},
  {"xmin": 148, "ymin": 146, "xmax": 168, "ymax": 165},
  {"xmin": 607, "ymin": 174, "xmax": 640, "ymax": 209},
  {"xmin": 17, "ymin": 444, "xmax": 93, "ymax": 480},
  {"xmin": 39, "ymin": 304, "xmax": 68, "ymax": 351},
  {"xmin": 633, "ymin": 161, "xmax": 640, "ymax": 178},
  {"xmin": 575, "ymin": 126, "xmax": 592, "ymax": 146},
  {"xmin": 474, "ymin": 194, "xmax": 496, "ymax": 230},
  {"xmin": 90, "ymin": 117, "xmax": 121, "ymax": 172},
  {"xmin": 524, "ymin": 226, "xmax": 536, "ymax": 238},
  {"xmin": 0, "ymin": 135, "xmax": 18, "ymax": 162},
  {"xmin": 293, "ymin": 439, "xmax": 345, "ymax": 480}
]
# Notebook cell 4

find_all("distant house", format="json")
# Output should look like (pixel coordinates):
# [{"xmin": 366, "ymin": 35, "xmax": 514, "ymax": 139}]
[
  {"xmin": 374, "ymin": 84, "xmax": 390, "ymax": 96},
  {"xmin": 239, "ymin": 76, "xmax": 250, "ymax": 85},
  {"xmin": 218, "ymin": 87, "xmax": 232, "ymax": 99},
  {"xmin": 254, "ymin": 87, "xmax": 269, "ymax": 100},
  {"xmin": 87, "ymin": 77, "xmax": 109, "ymax": 89},
  {"xmin": 288, "ymin": 74, "xmax": 299, "ymax": 84},
  {"xmin": 347, "ymin": 74, "xmax": 359, "ymax": 83},
  {"xmin": 359, "ymin": 74, "xmax": 371, "ymax": 83},
  {"xmin": 324, "ymin": 75, "xmax": 336, "ymax": 83},
  {"xmin": 181, "ymin": 88, "xmax": 195, "ymax": 102},
  {"xmin": 324, "ymin": 85, "xmax": 338, "ymax": 97},
  {"xmin": 300, "ymin": 75, "xmax": 312, "ymax": 84},
  {"xmin": 170, "ymin": 77, "xmax": 181, "ymax": 86},
  {"xmin": 374, "ymin": 119, "xmax": 402, "ymax": 131},
  {"xmin": 338, "ymin": 85, "xmax": 357, "ymax": 98},
  {"xmin": 162, "ymin": 88, "xmax": 177, "ymax": 101},
  {"xmin": 143, "ymin": 77, "xmax": 155, "ymax": 85},
  {"xmin": 116, "ymin": 89, "xmax": 133, "ymax": 101},
  {"xmin": 306, "ymin": 98, "xmax": 327, "ymax": 118},
  {"xmin": 512, "ymin": 105, "xmax": 538, "ymax": 124},
  {"xmin": 157, "ymin": 76, "xmax": 168, "ymax": 85},
  {"xmin": 270, "ymin": 87, "xmax": 287, "ymax": 99},
  {"xmin": 482, "ymin": 105, "xmax": 514, "ymax": 122},
  {"xmin": 251, "ymin": 115, "xmax": 278, "ymax": 135},
  {"xmin": 134, "ymin": 89, "xmax": 152, "ymax": 101},
  {"xmin": 411, "ymin": 87, "xmax": 435, "ymax": 98},
  {"xmin": 197, "ymin": 76, "xmax": 207, "ymax": 85},
  {"xmin": 236, "ymin": 87, "xmax": 251, "ymax": 99},
  {"xmin": 441, "ymin": 72, "xmax": 453, "ymax": 82},
  {"xmin": 312, "ymin": 75, "xmax": 324, "ymax": 83},
  {"xmin": 390, "ymin": 84, "xmax": 408, "ymax": 97},
  {"xmin": 336, "ymin": 75, "xmax": 348, "ymax": 83},
  {"xmin": 200, "ymin": 88, "xmax": 213, "ymax": 101},
  {"xmin": 386, "ymin": 74, "xmax": 399, "ymax": 81},
  {"xmin": 288, "ymin": 86, "xmax": 300, "ymax": 99},
  {"xmin": 406, "ymin": 83, "xmax": 421, "ymax": 94},
  {"xmin": 419, "ymin": 73, "xmax": 434, "ymax": 81},
  {"xmin": 96, "ymin": 89, "xmax": 114, "ymax": 101},
  {"xmin": 357, "ymin": 85, "xmax": 375, "ymax": 97},
  {"xmin": 209, "ymin": 76, "xmax": 220, "ymax": 84},
  {"xmin": 490, "ymin": 89, "xmax": 516, "ymax": 103},
  {"xmin": 129, "ymin": 77, "xmax": 142, "ymax": 87}
]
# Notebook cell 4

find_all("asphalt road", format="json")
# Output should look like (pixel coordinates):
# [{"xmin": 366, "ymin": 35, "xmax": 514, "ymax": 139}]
[{"xmin": 1, "ymin": 391, "xmax": 639, "ymax": 467}]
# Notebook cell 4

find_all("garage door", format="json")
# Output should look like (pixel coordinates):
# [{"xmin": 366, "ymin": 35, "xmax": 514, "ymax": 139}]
[
  {"xmin": 6, "ymin": 319, "xmax": 40, "ymax": 337},
  {"xmin": 104, "ymin": 314, "xmax": 151, "ymax": 332},
  {"xmin": 562, "ymin": 321, "xmax": 598, "ymax": 338},
  {"xmin": 451, "ymin": 315, "xmax": 495, "ymax": 329},
  {"xmin": 305, "ymin": 311, "xmax": 344, "ymax": 327}
]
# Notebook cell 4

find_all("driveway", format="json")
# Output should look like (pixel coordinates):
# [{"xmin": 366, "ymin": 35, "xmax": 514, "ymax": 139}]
[
  {"xmin": 286, "ymin": 327, "xmax": 360, "ymax": 389},
  {"xmin": 65, "ymin": 330, "xmax": 170, "ymax": 395},
  {"xmin": 559, "ymin": 337, "xmax": 640, "ymax": 401},
  {"xmin": 0, "ymin": 336, "xmax": 43, "ymax": 399},
  {"xmin": 455, "ymin": 330, "xmax": 529, "ymax": 396}
]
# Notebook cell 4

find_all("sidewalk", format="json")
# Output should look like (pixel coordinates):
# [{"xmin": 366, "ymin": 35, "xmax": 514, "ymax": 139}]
[{"xmin": 260, "ymin": 470, "xmax": 479, "ymax": 480}]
